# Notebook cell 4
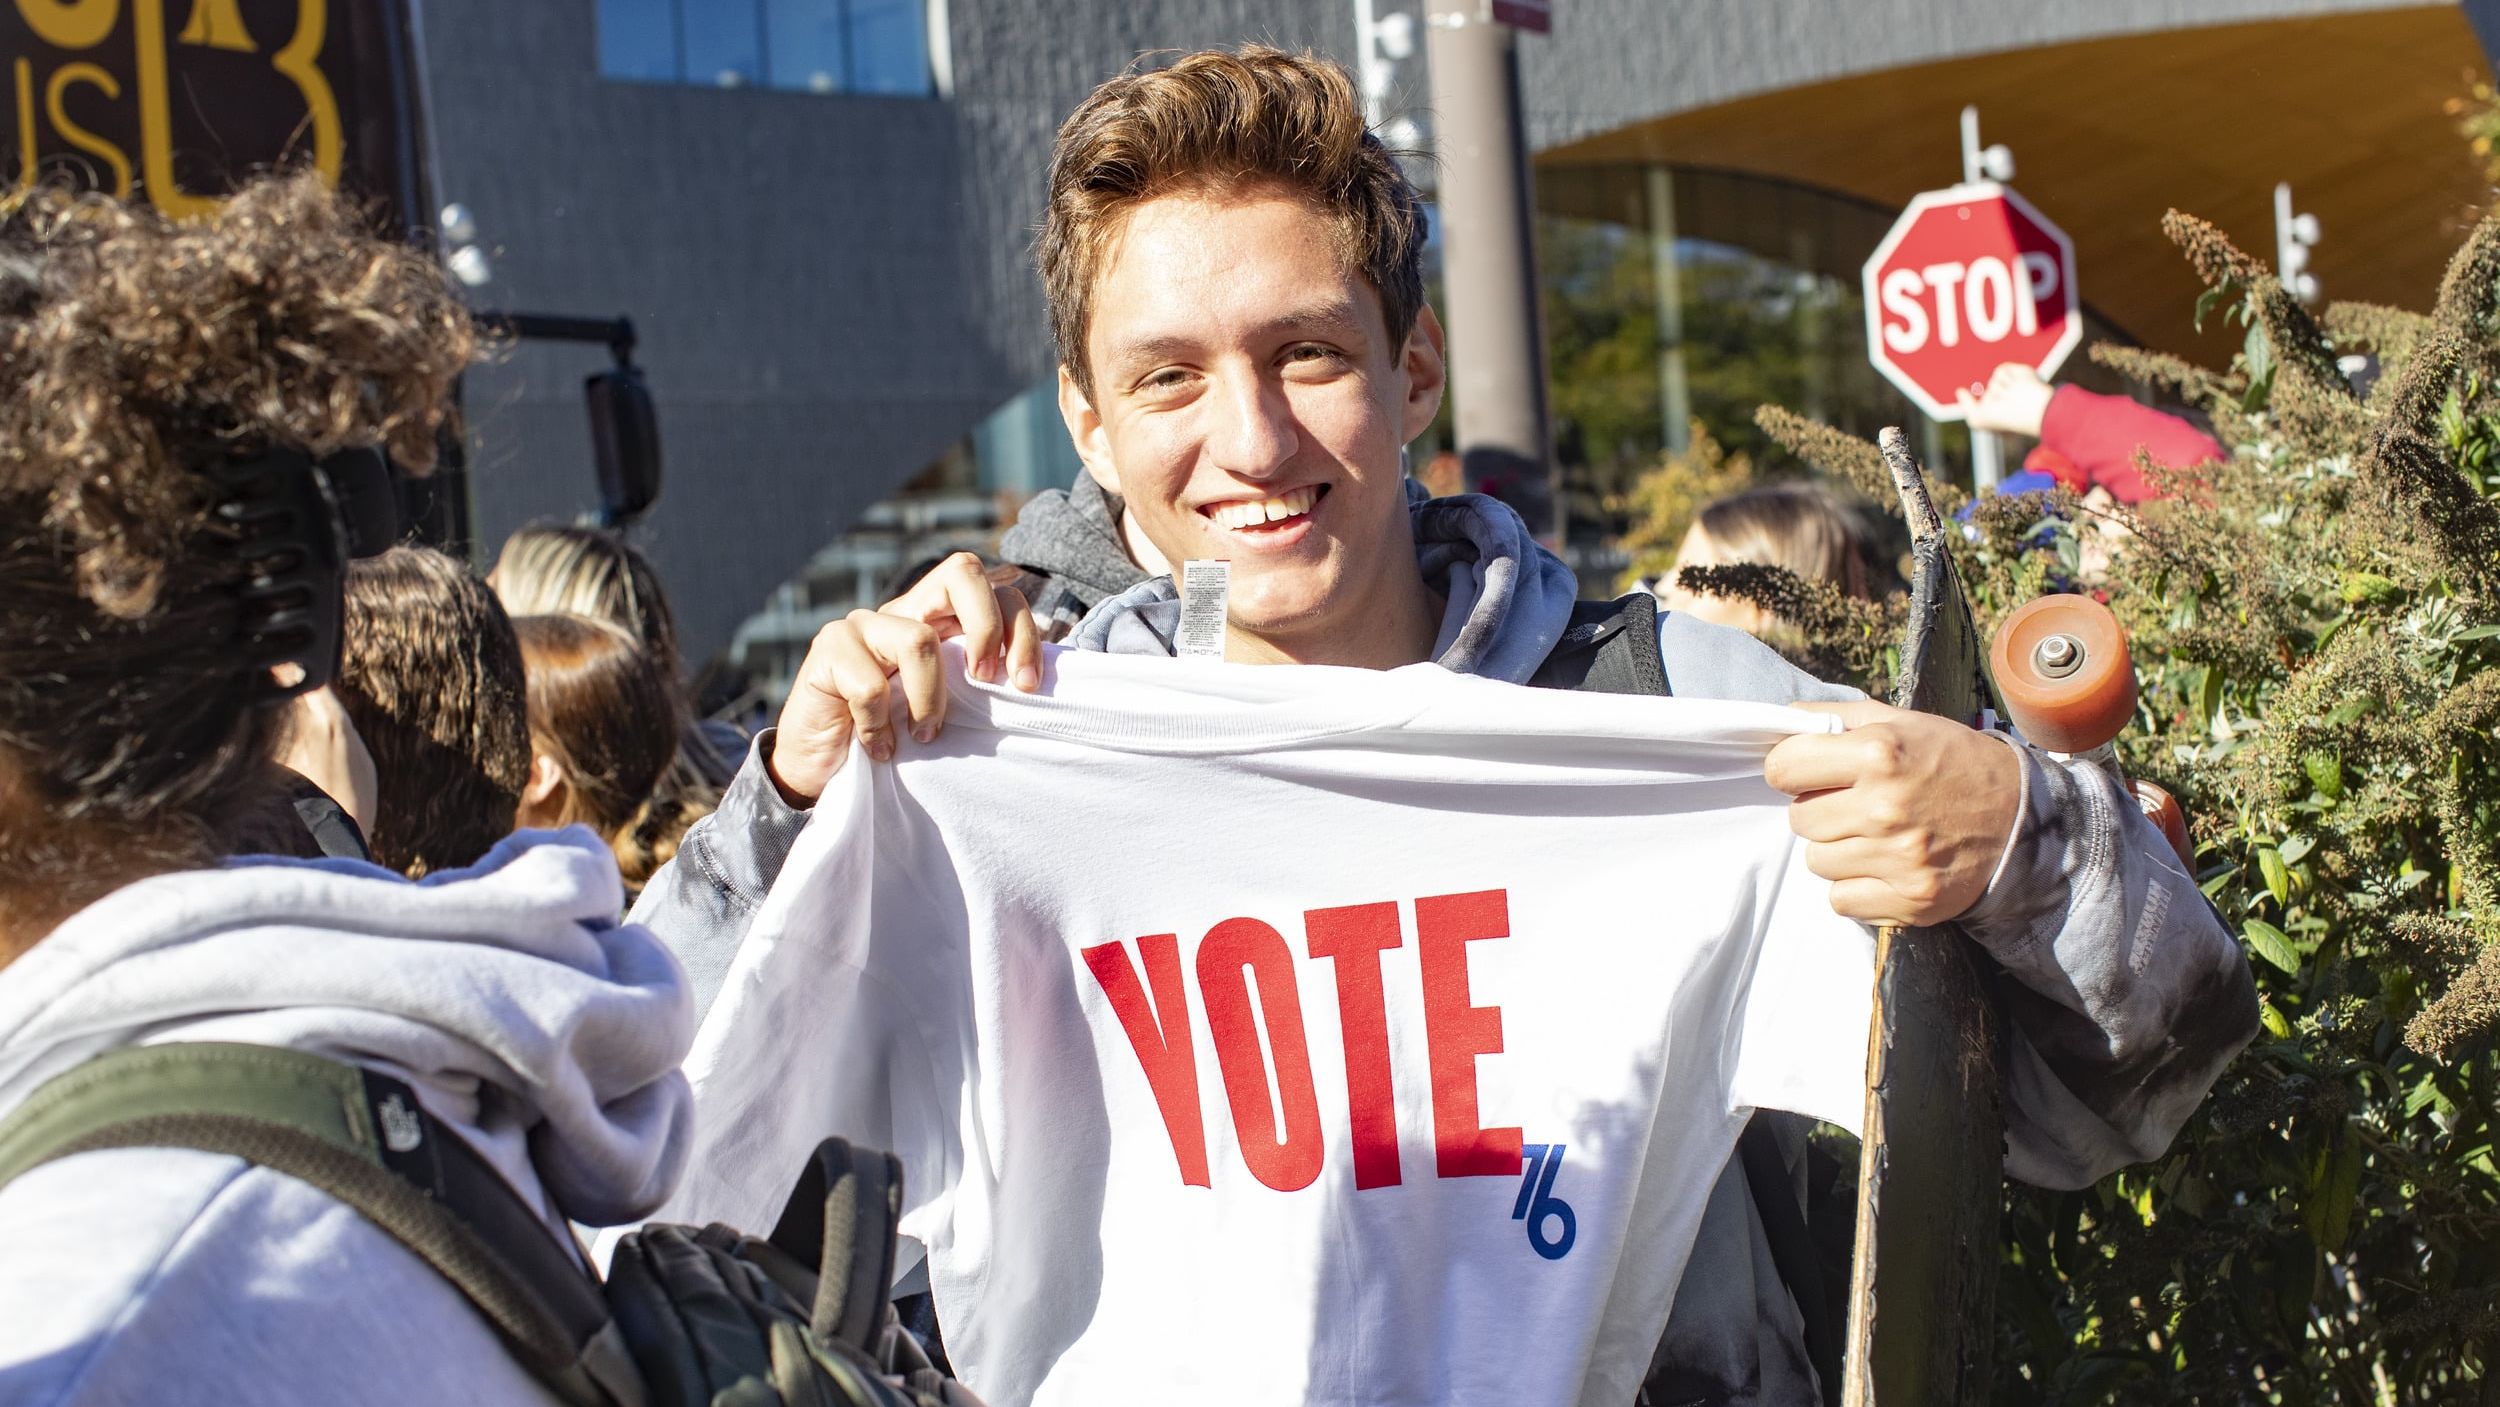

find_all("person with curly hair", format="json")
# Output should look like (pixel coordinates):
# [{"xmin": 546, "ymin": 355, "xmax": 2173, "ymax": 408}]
[
  {"xmin": 336, "ymin": 544, "xmax": 533, "ymax": 878},
  {"xmin": 0, "ymin": 173, "xmax": 692, "ymax": 1407}
]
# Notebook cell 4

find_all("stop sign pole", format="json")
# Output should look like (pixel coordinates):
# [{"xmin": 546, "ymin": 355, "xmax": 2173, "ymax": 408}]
[{"xmin": 1861, "ymin": 109, "xmax": 2081, "ymax": 489}]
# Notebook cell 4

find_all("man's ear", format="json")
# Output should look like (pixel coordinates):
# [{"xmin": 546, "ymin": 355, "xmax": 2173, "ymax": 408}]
[
  {"xmin": 1399, "ymin": 304, "xmax": 1448, "ymax": 443},
  {"xmin": 1057, "ymin": 365, "xmax": 1122, "ymax": 495}
]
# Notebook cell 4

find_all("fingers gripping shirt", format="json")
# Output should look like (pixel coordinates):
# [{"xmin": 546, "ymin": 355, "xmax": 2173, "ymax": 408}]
[{"xmin": 656, "ymin": 646, "xmax": 1874, "ymax": 1407}]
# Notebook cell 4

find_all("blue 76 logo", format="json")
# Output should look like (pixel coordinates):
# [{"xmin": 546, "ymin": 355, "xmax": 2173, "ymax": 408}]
[{"xmin": 1511, "ymin": 1143, "xmax": 1577, "ymax": 1260}]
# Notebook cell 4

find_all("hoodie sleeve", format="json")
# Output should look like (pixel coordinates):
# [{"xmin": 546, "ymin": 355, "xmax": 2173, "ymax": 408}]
[
  {"xmin": 629, "ymin": 730, "xmax": 810, "ymax": 1025},
  {"xmin": 1955, "ymin": 746, "xmax": 2259, "ymax": 1188},
  {"xmin": 1657, "ymin": 613, "xmax": 2259, "ymax": 1189}
]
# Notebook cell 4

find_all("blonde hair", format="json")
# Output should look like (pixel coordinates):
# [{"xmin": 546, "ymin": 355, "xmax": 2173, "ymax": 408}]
[
  {"xmin": 490, "ymin": 525, "xmax": 682, "ymax": 679},
  {"xmin": 1691, "ymin": 483, "xmax": 1877, "ymax": 602},
  {"xmin": 1039, "ymin": 45, "xmax": 1427, "ymax": 397},
  {"xmin": 513, "ymin": 613, "xmax": 707, "ymax": 891}
]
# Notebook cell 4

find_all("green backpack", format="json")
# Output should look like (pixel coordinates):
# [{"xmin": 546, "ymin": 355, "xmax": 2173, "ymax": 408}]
[{"xmin": 0, "ymin": 1042, "xmax": 981, "ymax": 1407}]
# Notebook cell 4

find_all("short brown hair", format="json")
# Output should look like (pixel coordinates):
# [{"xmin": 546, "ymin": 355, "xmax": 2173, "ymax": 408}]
[
  {"xmin": 337, "ymin": 546, "xmax": 530, "ymax": 877},
  {"xmin": 513, "ymin": 613, "xmax": 707, "ymax": 891},
  {"xmin": 1039, "ymin": 45, "xmax": 1428, "ymax": 397},
  {"xmin": 0, "ymin": 171, "xmax": 470, "ymax": 897}
]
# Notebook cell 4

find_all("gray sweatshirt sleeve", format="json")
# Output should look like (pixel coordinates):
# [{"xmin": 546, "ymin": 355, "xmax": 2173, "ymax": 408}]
[
  {"xmin": 628, "ymin": 730, "xmax": 811, "ymax": 1025},
  {"xmin": 1656, "ymin": 612, "xmax": 2260, "ymax": 1190}
]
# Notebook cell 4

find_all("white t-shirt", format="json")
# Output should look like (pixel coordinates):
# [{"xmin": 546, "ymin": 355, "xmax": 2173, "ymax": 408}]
[{"xmin": 659, "ymin": 647, "xmax": 1873, "ymax": 1407}]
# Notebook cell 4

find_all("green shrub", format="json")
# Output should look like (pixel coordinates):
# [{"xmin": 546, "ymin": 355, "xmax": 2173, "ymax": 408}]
[{"xmin": 1701, "ymin": 208, "xmax": 2500, "ymax": 1402}]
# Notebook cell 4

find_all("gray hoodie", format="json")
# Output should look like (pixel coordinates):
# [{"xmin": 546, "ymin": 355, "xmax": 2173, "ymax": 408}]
[
  {"xmin": 0, "ymin": 830, "xmax": 695, "ymax": 1407},
  {"xmin": 635, "ymin": 488, "xmax": 2257, "ymax": 1406},
  {"xmin": 995, "ymin": 476, "xmax": 1149, "ymax": 640}
]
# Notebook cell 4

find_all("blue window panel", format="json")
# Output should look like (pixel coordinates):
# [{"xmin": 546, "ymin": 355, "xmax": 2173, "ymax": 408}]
[
  {"xmin": 846, "ymin": 0, "xmax": 930, "ymax": 96},
  {"xmin": 598, "ymin": 0, "xmax": 681, "ymax": 82},
  {"xmin": 683, "ymin": 0, "xmax": 766, "ymax": 89},
  {"xmin": 764, "ymin": 0, "xmax": 848, "ymax": 94}
]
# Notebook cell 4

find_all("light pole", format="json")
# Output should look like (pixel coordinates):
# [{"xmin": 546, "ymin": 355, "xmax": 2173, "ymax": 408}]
[
  {"xmin": 1353, "ymin": 0, "xmax": 1423, "ymax": 153},
  {"xmin": 2275, "ymin": 182, "xmax": 2321, "ymax": 303},
  {"xmin": 1424, "ymin": 0, "xmax": 1553, "ymax": 535}
]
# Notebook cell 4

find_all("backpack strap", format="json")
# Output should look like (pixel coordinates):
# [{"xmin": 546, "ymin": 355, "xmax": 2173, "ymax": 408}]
[
  {"xmin": 769, "ymin": 1136, "xmax": 905, "ymax": 1356},
  {"xmin": 1528, "ymin": 592, "xmax": 1670, "ymax": 697},
  {"xmin": 0, "ymin": 1043, "xmax": 642, "ymax": 1407},
  {"xmin": 1737, "ymin": 1119, "xmax": 1842, "ymax": 1407}
]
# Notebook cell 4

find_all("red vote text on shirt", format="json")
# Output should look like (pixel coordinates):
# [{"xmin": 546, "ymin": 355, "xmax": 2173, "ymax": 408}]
[{"xmin": 1080, "ymin": 888, "xmax": 1520, "ymax": 1192}]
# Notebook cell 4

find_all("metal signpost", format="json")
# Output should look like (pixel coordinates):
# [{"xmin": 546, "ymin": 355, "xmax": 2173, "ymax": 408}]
[
  {"xmin": 1862, "ymin": 110, "xmax": 2080, "ymax": 490},
  {"xmin": 2275, "ymin": 181, "xmax": 2322, "ymax": 303}
]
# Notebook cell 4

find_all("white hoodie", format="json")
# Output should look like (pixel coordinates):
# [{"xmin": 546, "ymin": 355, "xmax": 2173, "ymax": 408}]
[{"xmin": 0, "ymin": 830, "xmax": 694, "ymax": 1407}]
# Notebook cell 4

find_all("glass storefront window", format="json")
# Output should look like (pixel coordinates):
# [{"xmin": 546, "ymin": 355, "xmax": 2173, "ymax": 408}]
[
  {"xmin": 595, "ymin": 0, "xmax": 678, "ymax": 83},
  {"xmin": 597, "ymin": 0, "xmax": 933, "ymax": 97},
  {"xmin": 845, "ymin": 0, "xmax": 932, "ymax": 96},
  {"xmin": 763, "ymin": 0, "xmax": 848, "ymax": 94},
  {"xmin": 682, "ymin": 4, "xmax": 762, "ymax": 89}
]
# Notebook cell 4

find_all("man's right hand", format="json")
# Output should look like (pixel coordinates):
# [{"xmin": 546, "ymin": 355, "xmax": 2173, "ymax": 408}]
[{"xmin": 766, "ymin": 553, "xmax": 1044, "ymax": 807}]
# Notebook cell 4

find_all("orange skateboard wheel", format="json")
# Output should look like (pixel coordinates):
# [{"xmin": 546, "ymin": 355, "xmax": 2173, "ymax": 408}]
[
  {"xmin": 1989, "ymin": 594, "xmax": 2137, "ymax": 754},
  {"xmin": 2129, "ymin": 779, "xmax": 2195, "ymax": 869}
]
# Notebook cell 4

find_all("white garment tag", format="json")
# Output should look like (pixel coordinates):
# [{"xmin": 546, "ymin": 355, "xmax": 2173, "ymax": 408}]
[{"xmin": 1176, "ymin": 559, "xmax": 1230, "ymax": 659}]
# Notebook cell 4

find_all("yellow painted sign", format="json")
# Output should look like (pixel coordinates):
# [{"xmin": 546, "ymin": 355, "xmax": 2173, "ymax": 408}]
[{"xmin": 4, "ymin": 0, "xmax": 422, "ymax": 225}]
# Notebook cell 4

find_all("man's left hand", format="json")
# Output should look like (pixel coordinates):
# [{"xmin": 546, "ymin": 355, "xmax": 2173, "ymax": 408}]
[{"xmin": 1763, "ymin": 699, "xmax": 2023, "ymax": 927}]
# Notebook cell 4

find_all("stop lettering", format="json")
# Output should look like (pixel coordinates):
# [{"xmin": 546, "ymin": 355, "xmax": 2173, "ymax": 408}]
[{"xmin": 1860, "ymin": 183, "xmax": 2081, "ymax": 420}]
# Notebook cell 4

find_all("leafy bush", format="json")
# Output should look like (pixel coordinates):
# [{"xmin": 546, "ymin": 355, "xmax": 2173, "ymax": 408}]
[
  {"xmin": 1677, "ymin": 208, "xmax": 2500, "ymax": 1401},
  {"xmin": 1611, "ymin": 418, "xmax": 1758, "ymax": 589}
]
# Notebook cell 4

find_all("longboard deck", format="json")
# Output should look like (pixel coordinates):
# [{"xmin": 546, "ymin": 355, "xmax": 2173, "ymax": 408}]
[{"xmin": 1840, "ymin": 431, "xmax": 2007, "ymax": 1406}]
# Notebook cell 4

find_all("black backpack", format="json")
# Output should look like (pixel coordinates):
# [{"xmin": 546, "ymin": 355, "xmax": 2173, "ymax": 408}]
[
  {"xmin": 1536, "ymin": 593, "xmax": 1844, "ymax": 1407},
  {"xmin": 0, "ymin": 1041, "xmax": 981, "ymax": 1407}
]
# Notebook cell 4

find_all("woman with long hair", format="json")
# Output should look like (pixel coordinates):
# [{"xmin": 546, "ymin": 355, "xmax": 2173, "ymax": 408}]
[
  {"xmin": 514, "ymin": 613, "xmax": 713, "ymax": 901},
  {"xmin": 489, "ymin": 525, "xmax": 733, "ymax": 849}
]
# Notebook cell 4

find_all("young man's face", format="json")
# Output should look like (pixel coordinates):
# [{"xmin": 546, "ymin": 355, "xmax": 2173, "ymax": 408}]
[{"xmin": 1059, "ymin": 184, "xmax": 1445, "ymax": 661}]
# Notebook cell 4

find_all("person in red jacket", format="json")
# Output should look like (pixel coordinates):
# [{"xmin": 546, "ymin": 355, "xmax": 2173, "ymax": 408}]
[{"xmin": 1959, "ymin": 363, "xmax": 2225, "ymax": 503}]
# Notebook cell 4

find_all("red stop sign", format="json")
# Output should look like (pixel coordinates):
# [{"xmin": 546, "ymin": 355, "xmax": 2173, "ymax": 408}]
[{"xmin": 1860, "ymin": 183, "xmax": 2080, "ymax": 420}]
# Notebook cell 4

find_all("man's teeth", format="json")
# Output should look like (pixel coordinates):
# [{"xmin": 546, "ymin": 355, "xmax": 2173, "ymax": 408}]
[{"xmin": 1207, "ymin": 486, "xmax": 1320, "ymax": 530}]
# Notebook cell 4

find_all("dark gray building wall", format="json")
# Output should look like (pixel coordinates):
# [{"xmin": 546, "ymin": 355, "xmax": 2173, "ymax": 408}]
[
  {"xmin": 417, "ymin": 0, "xmax": 2432, "ymax": 659},
  {"xmin": 419, "ymin": 0, "xmax": 1355, "ymax": 658}
]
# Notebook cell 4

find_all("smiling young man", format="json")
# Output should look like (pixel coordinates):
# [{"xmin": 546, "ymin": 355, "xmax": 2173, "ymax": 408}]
[
  {"xmin": 1049, "ymin": 178, "xmax": 1445, "ymax": 672},
  {"xmin": 636, "ymin": 47, "xmax": 2257, "ymax": 1407}
]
